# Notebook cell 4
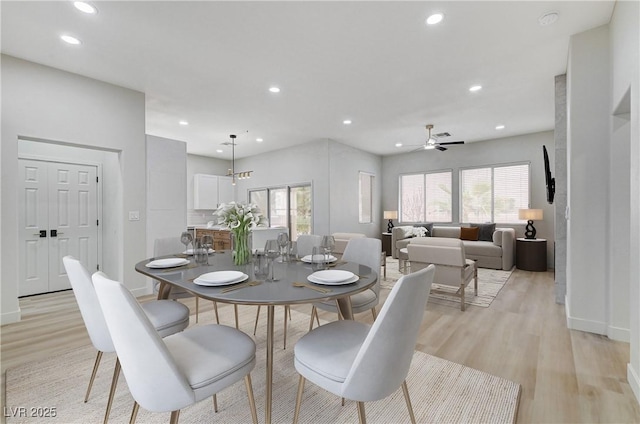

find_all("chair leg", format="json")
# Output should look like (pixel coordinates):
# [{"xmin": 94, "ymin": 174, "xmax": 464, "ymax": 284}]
[
  {"xmin": 129, "ymin": 402, "xmax": 139, "ymax": 424},
  {"xmin": 460, "ymin": 284, "xmax": 466, "ymax": 311},
  {"xmin": 213, "ymin": 301, "xmax": 220, "ymax": 324},
  {"xmin": 84, "ymin": 351, "xmax": 103, "ymax": 402},
  {"xmin": 401, "ymin": 380, "xmax": 417, "ymax": 424},
  {"xmin": 254, "ymin": 305, "xmax": 261, "ymax": 335},
  {"xmin": 474, "ymin": 266, "xmax": 478, "ymax": 295},
  {"xmin": 212, "ymin": 394, "xmax": 218, "ymax": 412},
  {"xmin": 293, "ymin": 375, "xmax": 306, "ymax": 424},
  {"xmin": 308, "ymin": 306, "xmax": 317, "ymax": 331},
  {"xmin": 244, "ymin": 374, "xmax": 258, "ymax": 424},
  {"xmin": 195, "ymin": 296, "xmax": 199, "ymax": 323},
  {"xmin": 104, "ymin": 358, "xmax": 121, "ymax": 424},
  {"xmin": 356, "ymin": 402, "xmax": 367, "ymax": 424},
  {"xmin": 371, "ymin": 307, "xmax": 377, "ymax": 320},
  {"xmin": 169, "ymin": 410, "xmax": 180, "ymax": 424},
  {"xmin": 234, "ymin": 305, "xmax": 239, "ymax": 329}
]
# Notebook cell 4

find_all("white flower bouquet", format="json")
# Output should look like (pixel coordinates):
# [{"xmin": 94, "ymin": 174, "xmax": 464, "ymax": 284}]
[{"xmin": 213, "ymin": 202, "xmax": 267, "ymax": 265}]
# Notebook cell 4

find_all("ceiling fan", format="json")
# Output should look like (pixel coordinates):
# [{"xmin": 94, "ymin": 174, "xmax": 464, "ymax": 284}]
[{"xmin": 411, "ymin": 124, "xmax": 465, "ymax": 152}]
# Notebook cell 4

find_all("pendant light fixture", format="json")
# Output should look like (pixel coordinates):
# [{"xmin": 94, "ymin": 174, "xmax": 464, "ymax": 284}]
[{"xmin": 226, "ymin": 134, "xmax": 253, "ymax": 185}]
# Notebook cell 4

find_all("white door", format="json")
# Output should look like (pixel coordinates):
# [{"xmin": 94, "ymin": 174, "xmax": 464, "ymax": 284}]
[{"xmin": 19, "ymin": 159, "xmax": 99, "ymax": 296}]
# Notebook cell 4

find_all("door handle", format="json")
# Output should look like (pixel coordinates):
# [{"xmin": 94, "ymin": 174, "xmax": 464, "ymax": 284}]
[
  {"xmin": 33, "ymin": 230, "xmax": 47, "ymax": 238},
  {"xmin": 51, "ymin": 229, "xmax": 57, "ymax": 237}
]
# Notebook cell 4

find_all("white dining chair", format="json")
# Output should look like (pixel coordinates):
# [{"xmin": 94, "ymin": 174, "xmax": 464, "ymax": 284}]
[
  {"xmin": 92, "ymin": 272, "xmax": 258, "ymax": 424},
  {"xmin": 309, "ymin": 237, "xmax": 382, "ymax": 329},
  {"xmin": 63, "ymin": 256, "xmax": 190, "ymax": 424},
  {"xmin": 293, "ymin": 265, "xmax": 435, "ymax": 424},
  {"xmin": 295, "ymin": 234, "xmax": 323, "ymax": 257}
]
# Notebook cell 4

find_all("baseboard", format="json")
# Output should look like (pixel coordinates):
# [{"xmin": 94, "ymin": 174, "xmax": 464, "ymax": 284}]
[
  {"xmin": 1, "ymin": 308, "xmax": 21, "ymax": 325},
  {"xmin": 608, "ymin": 325, "xmax": 631, "ymax": 342},
  {"xmin": 628, "ymin": 363, "xmax": 640, "ymax": 404},
  {"xmin": 565, "ymin": 299, "xmax": 608, "ymax": 335},
  {"xmin": 130, "ymin": 286, "xmax": 151, "ymax": 297}
]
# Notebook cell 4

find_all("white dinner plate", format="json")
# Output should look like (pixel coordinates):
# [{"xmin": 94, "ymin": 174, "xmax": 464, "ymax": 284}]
[
  {"xmin": 183, "ymin": 248, "xmax": 215, "ymax": 255},
  {"xmin": 301, "ymin": 254, "xmax": 337, "ymax": 264},
  {"xmin": 194, "ymin": 271, "xmax": 248, "ymax": 287},
  {"xmin": 307, "ymin": 273, "xmax": 359, "ymax": 286},
  {"xmin": 146, "ymin": 258, "xmax": 190, "ymax": 269},
  {"xmin": 309, "ymin": 270, "xmax": 355, "ymax": 284}
]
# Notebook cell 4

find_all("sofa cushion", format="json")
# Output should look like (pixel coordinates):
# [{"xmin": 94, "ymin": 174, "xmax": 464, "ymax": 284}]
[
  {"xmin": 460, "ymin": 227, "xmax": 479, "ymax": 241},
  {"xmin": 395, "ymin": 226, "xmax": 415, "ymax": 240},
  {"xmin": 431, "ymin": 227, "xmax": 461, "ymax": 238},
  {"xmin": 413, "ymin": 223, "xmax": 434, "ymax": 237},
  {"xmin": 470, "ymin": 223, "xmax": 496, "ymax": 242},
  {"xmin": 462, "ymin": 240, "xmax": 502, "ymax": 257}
]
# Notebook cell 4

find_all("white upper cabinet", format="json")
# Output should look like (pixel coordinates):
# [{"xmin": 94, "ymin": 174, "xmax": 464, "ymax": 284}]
[{"xmin": 194, "ymin": 174, "xmax": 234, "ymax": 209}]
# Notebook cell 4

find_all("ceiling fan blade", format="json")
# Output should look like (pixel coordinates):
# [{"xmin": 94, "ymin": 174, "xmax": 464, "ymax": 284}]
[
  {"xmin": 438, "ymin": 140, "xmax": 464, "ymax": 145},
  {"xmin": 435, "ymin": 145, "xmax": 448, "ymax": 151}
]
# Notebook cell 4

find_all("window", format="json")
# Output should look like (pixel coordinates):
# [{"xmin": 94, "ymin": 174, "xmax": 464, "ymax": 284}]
[
  {"xmin": 248, "ymin": 184, "xmax": 312, "ymax": 240},
  {"xmin": 460, "ymin": 163, "xmax": 529, "ymax": 223},
  {"xmin": 358, "ymin": 172, "xmax": 374, "ymax": 223},
  {"xmin": 400, "ymin": 170, "xmax": 452, "ymax": 222}
]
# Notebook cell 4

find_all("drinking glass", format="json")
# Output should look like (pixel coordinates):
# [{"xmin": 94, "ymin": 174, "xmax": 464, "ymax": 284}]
[
  {"xmin": 253, "ymin": 252, "xmax": 269, "ymax": 281},
  {"xmin": 201, "ymin": 234, "xmax": 213, "ymax": 254},
  {"xmin": 277, "ymin": 232, "xmax": 289, "ymax": 262},
  {"xmin": 194, "ymin": 239, "xmax": 208, "ymax": 265},
  {"xmin": 264, "ymin": 240, "xmax": 280, "ymax": 282},
  {"xmin": 320, "ymin": 235, "xmax": 335, "ymax": 262},
  {"xmin": 288, "ymin": 241, "xmax": 298, "ymax": 261},
  {"xmin": 312, "ymin": 246, "xmax": 327, "ymax": 271},
  {"xmin": 180, "ymin": 231, "xmax": 193, "ymax": 255}
]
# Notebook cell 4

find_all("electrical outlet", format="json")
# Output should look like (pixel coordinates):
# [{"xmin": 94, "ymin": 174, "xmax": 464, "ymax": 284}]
[{"xmin": 129, "ymin": 211, "xmax": 140, "ymax": 221}]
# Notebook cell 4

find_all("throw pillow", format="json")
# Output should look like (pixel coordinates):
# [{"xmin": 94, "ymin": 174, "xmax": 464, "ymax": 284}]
[
  {"xmin": 413, "ymin": 223, "xmax": 434, "ymax": 237},
  {"xmin": 460, "ymin": 226, "xmax": 479, "ymax": 241},
  {"xmin": 470, "ymin": 223, "xmax": 496, "ymax": 242}
]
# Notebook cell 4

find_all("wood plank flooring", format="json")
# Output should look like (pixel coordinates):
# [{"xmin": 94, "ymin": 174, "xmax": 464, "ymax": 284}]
[{"xmin": 2, "ymin": 266, "xmax": 639, "ymax": 423}]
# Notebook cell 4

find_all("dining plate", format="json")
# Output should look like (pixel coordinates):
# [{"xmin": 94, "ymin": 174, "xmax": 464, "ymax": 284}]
[
  {"xmin": 301, "ymin": 254, "xmax": 337, "ymax": 264},
  {"xmin": 309, "ymin": 270, "xmax": 355, "ymax": 284},
  {"xmin": 145, "ymin": 258, "xmax": 190, "ymax": 269},
  {"xmin": 308, "ymin": 273, "xmax": 359, "ymax": 286},
  {"xmin": 193, "ymin": 271, "xmax": 248, "ymax": 287},
  {"xmin": 183, "ymin": 248, "xmax": 215, "ymax": 255}
]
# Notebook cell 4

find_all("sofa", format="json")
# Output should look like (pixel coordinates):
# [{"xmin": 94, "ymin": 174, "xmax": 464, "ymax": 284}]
[{"xmin": 391, "ymin": 225, "xmax": 515, "ymax": 270}]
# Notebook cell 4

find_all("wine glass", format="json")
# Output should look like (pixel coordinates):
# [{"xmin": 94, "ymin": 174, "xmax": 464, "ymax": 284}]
[
  {"xmin": 264, "ymin": 240, "xmax": 280, "ymax": 282},
  {"xmin": 180, "ymin": 231, "xmax": 193, "ymax": 255},
  {"xmin": 277, "ymin": 232, "xmax": 289, "ymax": 262},
  {"xmin": 320, "ymin": 235, "xmax": 335, "ymax": 262},
  {"xmin": 201, "ymin": 234, "xmax": 213, "ymax": 253}
]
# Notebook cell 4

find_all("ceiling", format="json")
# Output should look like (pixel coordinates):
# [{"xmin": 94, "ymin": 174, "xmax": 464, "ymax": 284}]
[{"xmin": 1, "ymin": 1, "xmax": 615, "ymax": 159}]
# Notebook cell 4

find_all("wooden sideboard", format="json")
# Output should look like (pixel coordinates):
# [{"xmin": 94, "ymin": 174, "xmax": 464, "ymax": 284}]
[{"xmin": 194, "ymin": 228, "xmax": 231, "ymax": 251}]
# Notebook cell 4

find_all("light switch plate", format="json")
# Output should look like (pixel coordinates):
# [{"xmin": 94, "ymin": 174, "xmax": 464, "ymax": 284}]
[{"xmin": 129, "ymin": 211, "xmax": 140, "ymax": 221}]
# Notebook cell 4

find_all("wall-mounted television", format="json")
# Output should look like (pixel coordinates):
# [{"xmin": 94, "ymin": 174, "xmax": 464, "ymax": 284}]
[{"xmin": 543, "ymin": 145, "xmax": 555, "ymax": 204}]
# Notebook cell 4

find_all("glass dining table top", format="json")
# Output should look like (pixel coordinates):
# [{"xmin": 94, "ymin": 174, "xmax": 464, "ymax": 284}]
[{"xmin": 135, "ymin": 250, "xmax": 377, "ymax": 305}]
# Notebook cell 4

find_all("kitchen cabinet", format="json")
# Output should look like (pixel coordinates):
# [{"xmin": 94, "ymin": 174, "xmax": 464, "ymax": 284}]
[{"xmin": 193, "ymin": 174, "xmax": 234, "ymax": 209}]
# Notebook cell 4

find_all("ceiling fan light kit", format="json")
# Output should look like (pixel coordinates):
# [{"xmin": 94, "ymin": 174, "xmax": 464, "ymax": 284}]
[{"xmin": 411, "ymin": 124, "xmax": 465, "ymax": 153}]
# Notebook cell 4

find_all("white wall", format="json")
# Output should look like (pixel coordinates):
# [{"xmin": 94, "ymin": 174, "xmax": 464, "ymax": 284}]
[
  {"xmin": 609, "ymin": 0, "xmax": 640, "ymax": 404},
  {"xmin": 1, "ymin": 56, "xmax": 147, "ymax": 323},
  {"xmin": 382, "ymin": 131, "xmax": 555, "ymax": 268},
  {"xmin": 566, "ymin": 25, "xmax": 611, "ymax": 336},
  {"xmin": 146, "ymin": 135, "xmax": 187, "ymax": 264},
  {"xmin": 186, "ymin": 154, "xmax": 231, "ymax": 226}
]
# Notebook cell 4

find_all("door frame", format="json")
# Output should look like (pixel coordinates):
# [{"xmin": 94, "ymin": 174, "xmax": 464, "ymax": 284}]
[{"xmin": 18, "ymin": 152, "xmax": 104, "ymax": 281}]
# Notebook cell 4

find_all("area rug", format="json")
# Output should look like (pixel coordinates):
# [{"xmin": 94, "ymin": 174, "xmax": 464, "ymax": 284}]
[
  {"xmin": 383, "ymin": 258, "xmax": 513, "ymax": 309},
  {"xmin": 5, "ymin": 308, "xmax": 520, "ymax": 423}
]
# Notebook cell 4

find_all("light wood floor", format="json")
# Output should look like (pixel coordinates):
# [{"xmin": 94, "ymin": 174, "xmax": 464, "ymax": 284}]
[{"xmin": 2, "ymin": 265, "xmax": 639, "ymax": 423}]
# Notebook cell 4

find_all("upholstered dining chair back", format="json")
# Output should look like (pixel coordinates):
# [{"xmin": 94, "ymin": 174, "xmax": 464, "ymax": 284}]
[
  {"xmin": 295, "ymin": 234, "xmax": 322, "ymax": 257},
  {"xmin": 408, "ymin": 237, "xmax": 472, "ymax": 286},
  {"xmin": 63, "ymin": 256, "xmax": 114, "ymax": 353},
  {"xmin": 92, "ymin": 272, "xmax": 194, "ymax": 412},
  {"xmin": 342, "ymin": 265, "xmax": 435, "ymax": 401},
  {"xmin": 342, "ymin": 237, "xmax": 382, "ymax": 296}
]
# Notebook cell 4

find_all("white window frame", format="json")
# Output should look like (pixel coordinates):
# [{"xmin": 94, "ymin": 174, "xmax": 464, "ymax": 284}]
[{"xmin": 398, "ymin": 169, "xmax": 453, "ymax": 223}]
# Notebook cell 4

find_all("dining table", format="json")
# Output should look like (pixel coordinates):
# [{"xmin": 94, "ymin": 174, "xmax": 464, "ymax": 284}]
[{"xmin": 135, "ymin": 250, "xmax": 377, "ymax": 424}]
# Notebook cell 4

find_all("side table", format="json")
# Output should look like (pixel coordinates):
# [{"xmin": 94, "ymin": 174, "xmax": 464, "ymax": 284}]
[
  {"xmin": 516, "ymin": 238, "xmax": 547, "ymax": 271},
  {"xmin": 382, "ymin": 232, "xmax": 392, "ymax": 257}
]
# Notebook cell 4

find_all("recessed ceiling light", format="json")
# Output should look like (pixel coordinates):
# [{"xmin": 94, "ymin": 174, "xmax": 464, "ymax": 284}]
[
  {"xmin": 538, "ymin": 11, "xmax": 559, "ymax": 26},
  {"xmin": 395, "ymin": 142, "xmax": 403, "ymax": 147},
  {"xmin": 73, "ymin": 1, "xmax": 97, "ymax": 14},
  {"xmin": 495, "ymin": 125, "xmax": 505, "ymax": 130},
  {"xmin": 269, "ymin": 87, "xmax": 280, "ymax": 93},
  {"xmin": 216, "ymin": 149, "xmax": 223, "ymax": 153},
  {"xmin": 179, "ymin": 120, "xmax": 189, "ymax": 126},
  {"xmin": 469, "ymin": 85, "xmax": 482, "ymax": 92},
  {"xmin": 60, "ymin": 35, "xmax": 81, "ymax": 45},
  {"xmin": 343, "ymin": 120, "xmax": 352, "ymax": 125},
  {"xmin": 426, "ymin": 13, "xmax": 444, "ymax": 25},
  {"xmin": 256, "ymin": 138, "xmax": 263, "ymax": 142}
]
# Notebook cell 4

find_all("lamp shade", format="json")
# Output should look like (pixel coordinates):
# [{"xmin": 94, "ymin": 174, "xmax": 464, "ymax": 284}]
[
  {"xmin": 518, "ymin": 209, "xmax": 543, "ymax": 221},
  {"xmin": 383, "ymin": 210, "xmax": 398, "ymax": 220}
]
